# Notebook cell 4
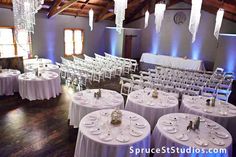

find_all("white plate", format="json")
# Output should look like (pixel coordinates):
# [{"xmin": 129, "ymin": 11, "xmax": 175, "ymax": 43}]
[
  {"xmin": 135, "ymin": 122, "xmax": 146, "ymax": 129},
  {"xmin": 130, "ymin": 129, "xmax": 143, "ymax": 137},
  {"xmin": 194, "ymin": 138, "xmax": 208, "ymax": 147},
  {"xmin": 175, "ymin": 134, "xmax": 189, "ymax": 141},
  {"xmin": 88, "ymin": 115, "xmax": 97, "ymax": 121},
  {"xmin": 83, "ymin": 121, "xmax": 96, "ymax": 128},
  {"xmin": 168, "ymin": 115, "xmax": 178, "ymax": 121},
  {"xmin": 219, "ymin": 111, "xmax": 228, "ymax": 116},
  {"xmin": 129, "ymin": 115, "xmax": 139, "ymax": 121},
  {"xmin": 116, "ymin": 135, "xmax": 130, "ymax": 143},
  {"xmin": 147, "ymin": 103, "xmax": 155, "ymax": 106},
  {"xmin": 214, "ymin": 131, "xmax": 229, "ymax": 139},
  {"xmin": 162, "ymin": 121, "xmax": 173, "ymax": 126},
  {"xmin": 199, "ymin": 117, "xmax": 206, "ymax": 122},
  {"xmin": 191, "ymin": 105, "xmax": 201, "ymax": 109},
  {"xmin": 210, "ymin": 138, "xmax": 225, "ymax": 146},
  {"xmin": 168, "ymin": 96, "xmax": 175, "ymax": 100},
  {"xmin": 163, "ymin": 127, "xmax": 177, "ymax": 134},
  {"xmin": 99, "ymin": 133, "xmax": 113, "ymax": 142},
  {"xmin": 206, "ymin": 122, "xmax": 216, "ymax": 128},
  {"xmin": 90, "ymin": 128, "xmax": 102, "ymax": 135},
  {"xmin": 229, "ymin": 110, "xmax": 236, "ymax": 114},
  {"xmin": 203, "ymin": 108, "xmax": 213, "ymax": 113}
]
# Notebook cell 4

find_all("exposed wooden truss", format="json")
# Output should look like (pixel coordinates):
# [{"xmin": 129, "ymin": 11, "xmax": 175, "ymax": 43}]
[{"xmin": 0, "ymin": 0, "xmax": 236, "ymax": 23}]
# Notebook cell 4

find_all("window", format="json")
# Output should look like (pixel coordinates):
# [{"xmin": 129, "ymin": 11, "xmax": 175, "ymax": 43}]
[
  {"xmin": 16, "ymin": 30, "xmax": 31, "ymax": 59},
  {"xmin": 64, "ymin": 29, "xmax": 84, "ymax": 56},
  {"xmin": 0, "ymin": 28, "xmax": 15, "ymax": 57},
  {"xmin": 0, "ymin": 27, "xmax": 31, "ymax": 59}
]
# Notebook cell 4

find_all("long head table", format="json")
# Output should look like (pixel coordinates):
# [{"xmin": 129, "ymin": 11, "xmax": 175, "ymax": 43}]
[{"xmin": 140, "ymin": 53, "xmax": 205, "ymax": 71}]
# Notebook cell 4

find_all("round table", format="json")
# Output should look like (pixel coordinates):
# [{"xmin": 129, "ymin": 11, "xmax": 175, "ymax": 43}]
[
  {"xmin": 18, "ymin": 71, "xmax": 61, "ymax": 101},
  {"xmin": 0, "ymin": 69, "xmax": 20, "ymax": 96},
  {"xmin": 74, "ymin": 109, "xmax": 151, "ymax": 157},
  {"xmin": 68, "ymin": 89, "xmax": 124, "ymax": 128},
  {"xmin": 24, "ymin": 64, "xmax": 60, "ymax": 74},
  {"xmin": 126, "ymin": 89, "xmax": 179, "ymax": 130},
  {"xmin": 152, "ymin": 113, "xmax": 232, "ymax": 157},
  {"xmin": 23, "ymin": 58, "xmax": 52, "ymax": 67},
  {"xmin": 181, "ymin": 95, "xmax": 236, "ymax": 142}
]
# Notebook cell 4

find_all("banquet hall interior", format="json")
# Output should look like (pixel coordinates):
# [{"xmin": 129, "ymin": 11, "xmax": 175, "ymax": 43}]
[{"xmin": 0, "ymin": 0, "xmax": 236, "ymax": 157}]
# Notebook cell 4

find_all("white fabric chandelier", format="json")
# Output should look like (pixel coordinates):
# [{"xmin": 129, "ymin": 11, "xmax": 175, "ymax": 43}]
[
  {"xmin": 214, "ymin": 8, "xmax": 224, "ymax": 40},
  {"xmin": 89, "ymin": 9, "xmax": 94, "ymax": 31},
  {"xmin": 154, "ymin": 3, "xmax": 166, "ymax": 33},
  {"xmin": 12, "ymin": 0, "xmax": 44, "ymax": 35},
  {"xmin": 144, "ymin": 11, "xmax": 150, "ymax": 28},
  {"xmin": 114, "ymin": 0, "xmax": 128, "ymax": 34},
  {"xmin": 189, "ymin": 0, "xmax": 202, "ymax": 43}
]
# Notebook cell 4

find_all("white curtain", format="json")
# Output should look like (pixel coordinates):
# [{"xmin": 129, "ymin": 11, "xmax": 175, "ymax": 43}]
[
  {"xmin": 154, "ymin": 3, "xmax": 166, "ymax": 33},
  {"xmin": 189, "ymin": 0, "xmax": 202, "ymax": 43},
  {"xmin": 89, "ymin": 9, "xmax": 94, "ymax": 31},
  {"xmin": 214, "ymin": 8, "xmax": 224, "ymax": 40},
  {"xmin": 144, "ymin": 11, "xmax": 149, "ymax": 28}
]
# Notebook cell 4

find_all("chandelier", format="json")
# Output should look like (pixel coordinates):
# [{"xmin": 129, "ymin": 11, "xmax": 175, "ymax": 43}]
[
  {"xmin": 114, "ymin": 0, "xmax": 128, "ymax": 34},
  {"xmin": 144, "ymin": 10, "xmax": 149, "ymax": 28},
  {"xmin": 189, "ymin": 0, "xmax": 202, "ymax": 43},
  {"xmin": 89, "ymin": 9, "xmax": 94, "ymax": 31},
  {"xmin": 214, "ymin": 8, "xmax": 224, "ymax": 40},
  {"xmin": 154, "ymin": 3, "xmax": 166, "ymax": 33},
  {"xmin": 12, "ymin": 0, "xmax": 44, "ymax": 34}
]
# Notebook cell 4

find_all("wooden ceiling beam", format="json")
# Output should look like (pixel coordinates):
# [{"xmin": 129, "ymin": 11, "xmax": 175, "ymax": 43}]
[
  {"xmin": 125, "ymin": 0, "xmax": 180, "ymax": 24},
  {"xmin": 76, "ymin": 0, "xmax": 90, "ymax": 16},
  {"xmin": 95, "ymin": 0, "xmax": 147, "ymax": 23},
  {"xmin": 183, "ymin": 0, "xmax": 236, "ymax": 22},
  {"xmin": 48, "ymin": 0, "xmax": 63, "ymax": 18},
  {"xmin": 124, "ymin": 0, "xmax": 154, "ymax": 24},
  {"xmin": 95, "ymin": 1, "xmax": 113, "ymax": 22},
  {"xmin": 204, "ymin": 0, "xmax": 236, "ymax": 14},
  {"xmin": 48, "ymin": 0, "xmax": 79, "ymax": 18}
]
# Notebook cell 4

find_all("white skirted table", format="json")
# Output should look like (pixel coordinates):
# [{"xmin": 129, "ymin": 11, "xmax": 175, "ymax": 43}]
[
  {"xmin": 152, "ymin": 113, "xmax": 232, "ymax": 157},
  {"xmin": 18, "ymin": 71, "xmax": 61, "ymax": 101},
  {"xmin": 74, "ymin": 109, "xmax": 151, "ymax": 157},
  {"xmin": 0, "ymin": 69, "xmax": 20, "ymax": 96},
  {"xmin": 126, "ymin": 89, "xmax": 179, "ymax": 130},
  {"xmin": 68, "ymin": 89, "xmax": 124, "ymax": 128},
  {"xmin": 140, "ymin": 53, "xmax": 205, "ymax": 71},
  {"xmin": 181, "ymin": 95, "xmax": 236, "ymax": 142},
  {"xmin": 24, "ymin": 64, "xmax": 60, "ymax": 74}
]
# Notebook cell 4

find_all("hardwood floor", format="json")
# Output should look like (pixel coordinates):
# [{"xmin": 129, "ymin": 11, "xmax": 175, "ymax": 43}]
[
  {"xmin": 0, "ymin": 78, "xmax": 122, "ymax": 157},
  {"xmin": 0, "ymin": 77, "xmax": 235, "ymax": 157}
]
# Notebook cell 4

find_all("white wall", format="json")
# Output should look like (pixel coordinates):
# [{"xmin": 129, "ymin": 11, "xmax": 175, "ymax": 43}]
[
  {"xmin": 125, "ymin": 2, "xmax": 236, "ymax": 70},
  {"xmin": 0, "ymin": 8, "xmax": 114, "ymax": 62},
  {"xmin": 105, "ymin": 27, "xmax": 141, "ymax": 58},
  {"xmin": 214, "ymin": 34, "xmax": 236, "ymax": 74}
]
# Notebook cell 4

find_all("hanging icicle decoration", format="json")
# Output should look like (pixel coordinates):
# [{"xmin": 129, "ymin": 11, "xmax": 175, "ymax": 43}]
[
  {"xmin": 89, "ymin": 9, "xmax": 94, "ymax": 31},
  {"xmin": 214, "ymin": 8, "xmax": 224, "ymax": 40},
  {"xmin": 189, "ymin": 0, "xmax": 202, "ymax": 43},
  {"xmin": 154, "ymin": 3, "xmax": 166, "ymax": 33},
  {"xmin": 114, "ymin": 0, "xmax": 128, "ymax": 34},
  {"xmin": 144, "ymin": 10, "xmax": 150, "ymax": 28}
]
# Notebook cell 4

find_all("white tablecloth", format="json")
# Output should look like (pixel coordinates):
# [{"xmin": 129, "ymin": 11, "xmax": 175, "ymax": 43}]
[
  {"xmin": 125, "ymin": 89, "xmax": 179, "ymax": 130},
  {"xmin": 152, "ymin": 113, "xmax": 232, "ymax": 157},
  {"xmin": 140, "ymin": 53, "xmax": 205, "ymax": 71},
  {"xmin": 68, "ymin": 89, "xmax": 124, "ymax": 128},
  {"xmin": 18, "ymin": 71, "xmax": 61, "ymax": 101},
  {"xmin": 23, "ymin": 58, "xmax": 52, "ymax": 67},
  {"xmin": 74, "ymin": 109, "xmax": 151, "ymax": 157},
  {"xmin": 24, "ymin": 64, "xmax": 60, "ymax": 74},
  {"xmin": 0, "ymin": 69, "xmax": 20, "ymax": 96},
  {"xmin": 181, "ymin": 95, "xmax": 236, "ymax": 142}
]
